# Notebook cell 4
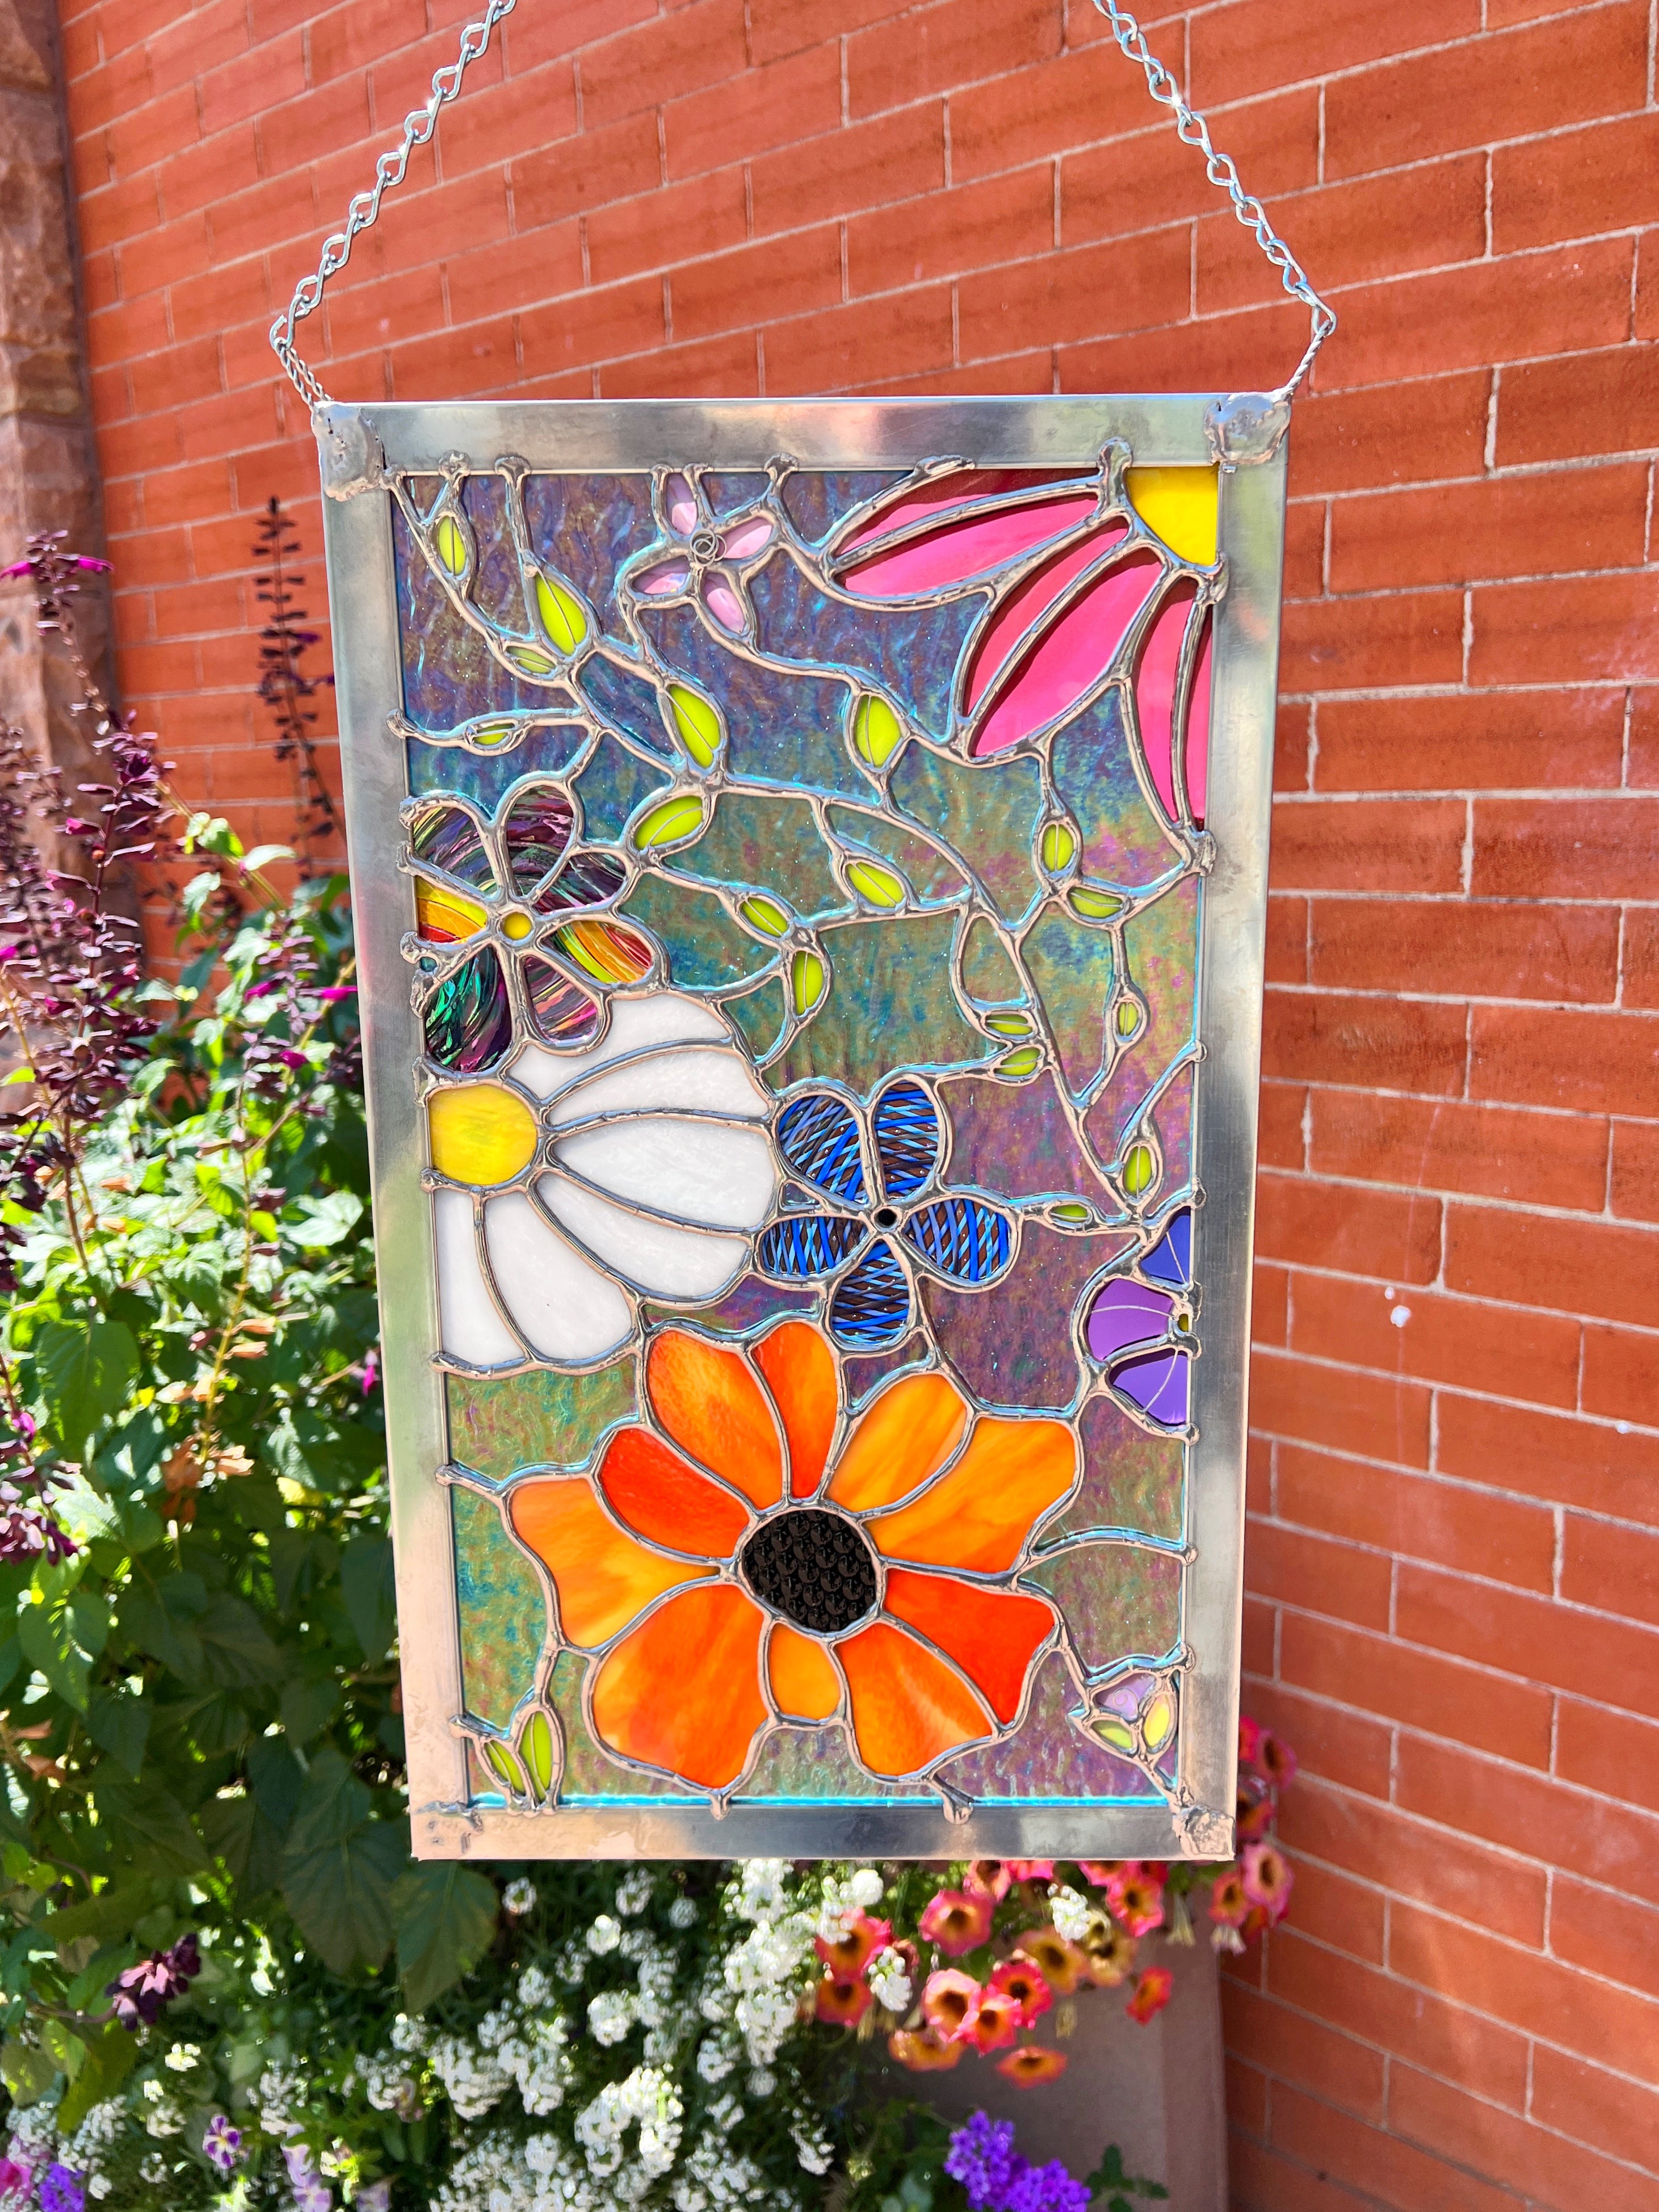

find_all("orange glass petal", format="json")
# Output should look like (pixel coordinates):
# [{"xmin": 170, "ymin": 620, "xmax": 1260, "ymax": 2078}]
[
  {"xmin": 596, "ymin": 1427, "xmax": 751, "ymax": 1560},
  {"xmin": 510, "ymin": 1478, "xmax": 708, "ymax": 1649},
  {"xmin": 838, "ymin": 1618, "xmax": 991, "ymax": 1777},
  {"xmin": 590, "ymin": 1583, "xmax": 768, "ymax": 1789},
  {"xmin": 646, "ymin": 1331, "xmax": 782, "ymax": 1509},
  {"xmin": 826, "ymin": 1372, "xmax": 967, "ymax": 1513},
  {"xmin": 754, "ymin": 1321, "xmax": 838, "ymax": 1498},
  {"xmin": 882, "ymin": 1568, "xmax": 1056, "ymax": 1724},
  {"xmin": 867, "ymin": 1415, "xmax": 1074, "ymax": 1573},
  {"xmin": 415, "ymin": 879, "xmax": 489, "ymax": 944},
  {"xmin": 768, "ymin": 1622, "xmax": 841, "ymax": 1719}
]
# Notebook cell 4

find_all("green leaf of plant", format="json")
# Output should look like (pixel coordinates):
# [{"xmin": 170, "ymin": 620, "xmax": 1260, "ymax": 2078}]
[
  {"xmin": 341, "ymin": 1536, "xmax": 396, "ymax": 1662},
  {"xmin": 94, "ymin": 1778, "xmax": 210, "ymax": 1874},
  {"xmin": 58, "ymin": 2022, "xmax": 138, "ymax": 2133},
  {"xmin": 288, "ymin": 1190, "xmax": 363, "ymax": 1248},
  {"xmin": 19, "ymin": 1590, "xmax": 95, "ymax": 1709},
  {"xmin": 37, "ymin": 1877, "xmax": 169, "ymax": 1950},
  {"xmin": 393, "ymin": 1861, "xmax": 498, "ymax": 2012},
  {"xmin": 195, "ymin": 1593, "xmax": 285, "ymax": 1688},
  {"xmin": 35, "ymin": 1319, "xmax": 138, "ymax": 1448},
  {"xmin": 86, "ymin": 1687, "xmax": 150, "ymax": 1777},
  {"xmin": 279, "ymin": 1676, "xmax": 338, "ymax": 1746},
  {"xmin": 280, "ymin": 1748, "xmax": 405, "ymax": 1974}
]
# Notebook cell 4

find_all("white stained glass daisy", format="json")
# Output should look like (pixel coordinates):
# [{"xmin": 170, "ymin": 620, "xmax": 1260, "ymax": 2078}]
[{"xmin": 427, "ymin": 992, "xmax": 778, "ymax": 1369}]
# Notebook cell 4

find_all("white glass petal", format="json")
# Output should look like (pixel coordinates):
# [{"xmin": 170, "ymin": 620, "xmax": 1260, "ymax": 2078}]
[
  {"xmin": 550, "ymin": 1047, "xmax": 768, "ymax": 1130},
  {"xmin": 553, "ymin": 1116, "xmax": 776, "ymax": 1231},
  {"xmin": 540, "ymin": 1174, "xmax": 750, "ymax": 1301},
  {"xmin": 434, "ymin": 1185, "xmax": 521, "ymax": 1366},
  {"xmin": 510, "ymin": 991, "xmax": 728, "ymax": 1103},
  {"xmin": 483, "ymin": 1189, "xmax": 633, "ymax": 1363}
]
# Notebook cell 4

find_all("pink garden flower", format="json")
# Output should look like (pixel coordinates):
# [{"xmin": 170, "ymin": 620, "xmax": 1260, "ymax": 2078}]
[
  {"xmin": 1241, "ymin": 1841, "xmax": 1295, "ymax": 1921},
  {"xmin": 919, "ymin": 1887, "xmax": 994, "ymax": 1957},
  {"xmin": 921, "ymin": 1966, "xmax": 982, "ymax": 2042},
  {"xmin": 1125, "ymin": 1966, "xmax": 1174, "ymax": 2024}
]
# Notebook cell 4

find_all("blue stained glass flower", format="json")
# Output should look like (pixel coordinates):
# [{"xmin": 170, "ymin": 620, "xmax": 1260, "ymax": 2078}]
[{"xmin": 757, "ymin": 1076, "xmax": 1015, "ymax": 1348}]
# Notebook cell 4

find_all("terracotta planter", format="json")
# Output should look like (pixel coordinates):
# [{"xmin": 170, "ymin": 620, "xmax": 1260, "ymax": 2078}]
[{"xmin": 887, "ymin": 1941, "xmax": 1226, "ymax": 2208}]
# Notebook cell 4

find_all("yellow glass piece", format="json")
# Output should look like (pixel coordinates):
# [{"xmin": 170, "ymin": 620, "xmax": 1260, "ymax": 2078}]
[
  {"xmin": 519, "ymin": 1708, "xmax": 556, "ymax": 1791},
  {"xmin": 996, "ymin": 1046, "xmax": 1041, "ymax": 1079},
  {"xmin": 506, "ymin": 643, "xmax": 556, "ymax": 676},
  {"xmin": 667, "ymin": 683, "xmax": 722, "ymax": 767},
  {"xmin": 1115, "ymin": 999, "xmax": 1141, "ymax": 1039},
  {"xmin": 433, "ymin": 512, "xmax": 469, "ymax": 577},
  {"xmin": 535, "ymin": 573, "xmax": 587, "ymax": 652},
  {"xmin": 851, "ymin": 694, "xmax": 904, "ymax": 768},
  {"xmin": 1095, "ymin": 1715, "xmax": 1136, "ymax": 1753},
  {"xmin": 633, "ymin": 795, "xmax": 707, "ymax": 850},
  {"xmin": 473, "ymin": 722, "xmax": 513, "ymax": 748},
  {"xmin": 485, "ymin": 1740, "xmax": 526, "ymax": 1794},
  {"xmin": 867, "ymin": 1414, "xmax": 1074, "ymax": 1574},
  {"xmin": 553, "ymin": 918, "xmax": 652, "ymax": 985},
  {"xmin": 985, "ymin": 1012, "xmax": 1032, "ymax": 1038},
  {"xmin": 501, "ymin": 909, "xmax": 534, "ymax": 941},
  {"xmin": 846, "ymin": 859, "xmax": 905, "ymax": 909},
  {"xmin": 768, "ymin": 1623, "xmax": 841, "ymax": 1720},
  {"xmin": 828, "ymin": 1373, "xmax": 967, "ymax": 1513},
  {"xmin": 510, "ymin": 1477, "xmax": 708, "ymax": 1649},
  {"xmin": 1142, "ymin": 1689, "xmax": 1175, "ymax": 1748},
  {"xmin": 740, "ymin": 895, "xmax": 791, "ymax": 937},
  {"xmin": 1125, "ymin": 465, "xmax": 1219, "ymax": 566},
  {"xmin": 790, "ymin": 949, "xmax": 826, "ymax": 1014},
  {"xmin": 1040, "ymin": 821, "xmax": 1078, "ymax": 873},
  {"xmin": 1069, "ymin": 885, "xmax": 1123, "ymax": 922},
  {"xmin": 415, "ymin": 880, "xmax": 488, "ymax": 944},
  {"xmin": 428, "ymin": 1083, "xmax": 539, "ymax": 1186},
  {"xmin": 1051, "ymin": 1202, "xmax": 1092, "ymax": 1227},
  {"xmin": 1122, "ymin": 1142, "xmax": 1157, "ymax": 1196}
]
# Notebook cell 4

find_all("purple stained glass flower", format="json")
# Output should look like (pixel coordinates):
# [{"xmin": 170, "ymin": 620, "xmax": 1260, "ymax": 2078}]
[
  {"xmin": 39, "ymin": 2164, "xmax": 85, "ymax": 2212},
  {"xmin": 626, "ymin": 470, "xmax": 777, "ymax": 638},
  {"xmin": 1083, "ymin": 1206, "xmax": 1195, "ymax": 1431},
  {"xmin": 202, "ymin": 2117, "xmax": 243, "ymax": 2176}
]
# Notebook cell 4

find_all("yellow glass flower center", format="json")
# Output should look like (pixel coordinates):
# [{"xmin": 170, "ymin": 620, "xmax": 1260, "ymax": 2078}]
[
  {"xmin": 500, "ymin": 909, "xmax": 534, "ymax": 941},
  {"xmin": 429, "ymin": 1083, "xmax": 538, "ymax": 1185}
]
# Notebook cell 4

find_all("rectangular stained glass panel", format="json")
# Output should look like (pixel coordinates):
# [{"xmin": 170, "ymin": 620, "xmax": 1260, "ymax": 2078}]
[{"xmin": 317, "ymin": 397, "xmax": 1286, "ymax": 1860}]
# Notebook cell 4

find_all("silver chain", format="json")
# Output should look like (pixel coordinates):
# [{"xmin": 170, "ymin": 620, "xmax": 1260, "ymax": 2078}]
[
  {"xmin": 1090, "ymin": 0, "xmax": 1335, "ymax": 398},
  {"xmin": 271, "ymin": 0, "xmax": 1333, "ymax": 411},
  {"xmin": 268, "ymin": 0, "xmax": 517, "ymax": 411}
]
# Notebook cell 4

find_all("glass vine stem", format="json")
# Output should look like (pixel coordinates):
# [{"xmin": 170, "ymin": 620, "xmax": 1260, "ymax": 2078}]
[{"xmin": 268, "ymin": 0, "xmax": 1335, "ymax": 413}]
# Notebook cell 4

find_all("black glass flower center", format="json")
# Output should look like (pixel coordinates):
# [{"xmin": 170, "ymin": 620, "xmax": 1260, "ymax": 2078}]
[
  {"xmin": 872, "ymin": 1206, "xmax": 899, "ymax": 1228},
  {"xmin": 740, "ymin": 1508, "xmax": 877, "ymax": 1634}
]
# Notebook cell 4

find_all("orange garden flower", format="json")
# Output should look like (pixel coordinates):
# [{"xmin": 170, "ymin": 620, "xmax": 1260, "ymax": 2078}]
[
  {"xmin": 815, "ymin": 1971, "xmax": 873, "ymax": 2026},
  {"xmin": 1081, "ymin": 1919, "xmax": 1138, "ymax": 1986},
  {"xmin": 1012, "ymin": 1926, "xmax": 1086, "ymax": 1996},
  {"xmin": 510, "ymin": 1321, "xmax": 1073, "ymax": 1793},
  {"xmin": 1125, "ymin": 1966, "xmax": 1174, "ymax": 2024},
  {"xmin": 996, "ymin": 2045, "xmax": 1068, "ymax": 2085},
  {"xmin": 1103, "ymin": 1862, "xmax": 1166, "ymax": 1937},
  {"xmin": 888, "ymin": 2027, "xmax": 963, "ymax": 2072},
  {"xmin": 922, "ymin": 1967, "xmax": 982, "ymax": 2042},
  {"xmin": 988, "ymin": 1955, "xmax": 1053, "ymax": 2025},
  {"xmin": 816, "ymin": 1910, "xmax": 890, "ymax": 1976},
  {"xmin": 966, "ymin": 1988, "xmax": 1022, "ymax": 2053},
  {"xmin": 919, "ymin": 1887, "xmax": 995, "ymax": 1956}
]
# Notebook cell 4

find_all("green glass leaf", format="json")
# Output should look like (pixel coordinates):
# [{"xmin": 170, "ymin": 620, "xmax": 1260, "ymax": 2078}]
[
  {"xmin": 1050, "ymin": 1202, "xmax": 1094, "ymax": 1228},
  {"xmin": 790, "ymin": 948, "xmax": 828, "ymax": 1015},
  {"xmin": 632, "ymin": 795, "xmax": 707, "ymax": 850},
  {"xmin": 1095, "ymin": 1715, "xmax": 1137, "ymax": 1753},
  {"xmin": 519, "ymin": 1707, "xmax": 557, "ymax": 1794},
  {"xmin": 1123, "ymin": 1142, "xmax": 1158, "ymax": 1196},
  {"xmin": 432, "ymin": 512, "xmax": 470, "ymax": 578},
  {"xmin": 1069, "ymin": 885, "xmax": 1124, "ymax": 921},
  {"xmin": 851, "ymin": 693, "xmax": 904, "ymax": 768},
  {"xmin": 473, "ymin": 721, "xmax": 514, "ymax": 748},
  {"xmin": 995, "ymin": 1046, "xmax": 1042, "ymax": 1079},
  {"xmin": 535, "ymin": 573, "xmax": 587, "ymax": 652},
  {"xmin": 505, "ymin": 643, "xmax": 556, "ymax": 677},
  {"xmin": 485, "ymin": 1740, "xmax": 527, "ymax": 1795},
  {"xmin": 845, "ymin": 857, "xmax": 906, "ymax": 909},
  {"xmin": 739, "ymin": 894, "xmax": 792, "ymax": 937},
  {"xmin": 666, "ymin": 683, "xmax": 723, "ymax": 767},
  {"xmin": 1115, "ymin": 998, "xmax": 1143, "ymax": 1040},
  {"xmin": 393, "ymin": 1862, "xmax": 499, "ymax": 2013},
  {"xmin": 1040, "ymin": 820, "xmax": 1078, "ymax": 873},
  {"xmin": 984, "ymin": 1012, "xmax": 1032, "ymax": 1038}
]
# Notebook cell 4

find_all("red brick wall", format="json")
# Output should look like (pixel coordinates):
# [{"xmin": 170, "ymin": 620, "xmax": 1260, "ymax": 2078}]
[{"xmin": 53, "ymin": 0, "xmax": 1659, "ymax": 2200}]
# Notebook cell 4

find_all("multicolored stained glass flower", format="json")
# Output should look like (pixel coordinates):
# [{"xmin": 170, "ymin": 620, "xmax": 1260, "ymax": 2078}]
[
  {"xmin": 402, "ymin": 781, "xmax": 656, "ymax": 1075},
  {"xmin": 624, "ymin": 472, "xmax": 777, "ymax": 641},
  {"xmin": 1082, "ymin": 1208, "xmax": 1195, "ymax": 1430},
  {"xmin": 828, "ymin": 464, "xmax": 1216, "ymax": 818},
  {"xmin": 508, "ymin": 1321, "xmax": 1076, "ymax": 1792},
  {"xmin": 757, "ymin": 1078, "xmax": 1016, "ymax": 1349},
  {"xmin": 427, "ymin": 994, "xmax": 776, "ymax": 1369}
]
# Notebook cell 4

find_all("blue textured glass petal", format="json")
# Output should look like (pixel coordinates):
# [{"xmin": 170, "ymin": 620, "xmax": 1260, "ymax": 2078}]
[
  {"xmin": 901, "ymin": 1196, "xmax": 1013, "ymax": 1285},
  {"xmin": 756, "ymin": 1214, "xmax": 868, "ymax": 1280},
  {"xmin": 1142, "ymin": 1207, "xmax": 1192, "ymax": 1288},
  {"xmin": 423, "ymin": 947, "xmax": 512, "ymax": 1073},
  {"xmin": 871, "ymin": 1077, "xmax": 940, "ymax": 1198},
  {"xmin": 775, "ymin": 1093, "xmax": 868, "ymax": 1203},
  {"xmin": 828, "ymin": 1239, "xmax": 910, "ymax": 1348}
]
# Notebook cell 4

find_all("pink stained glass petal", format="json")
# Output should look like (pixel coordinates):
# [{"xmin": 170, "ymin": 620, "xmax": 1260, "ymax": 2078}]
[
  {"xmin": 965, "ymin": 523, "xmax": 1131, "ymax": 711},
  {"xmin": 702, "ymin": 575, "xmax": 746, "ymax": 633},
  {"xmin": 639, "ymin": 561, "xmax": 690, "ymax": 596},
  {"xmin": 721, "ymin": 516, "xmax": 774, "ymax": 560},
  {"xmin": 972, "ymin": 550, "xmax": 1162, "ymax": 758},
  {"xmin": 1187, "ymin": 611, "xmax": 1213, "ymax": 826},
  {"xmin": 840, "ymin": 469, "xmax": 1091, "ymax": 554},
  {"xmin": 843, "ymin": 494, "xmax": 1099, "ymax": 600},
  {"xmin": 1085, "ymin": 1278, "xmax": 1174, "ymax": 1364},
  {"xmin": 1136, "ymin": 581, "xmax": 1200, "ymax": 822},
  {"xmin": 665, "ymin": 475, "xmax": 698, "ymax": 534}
]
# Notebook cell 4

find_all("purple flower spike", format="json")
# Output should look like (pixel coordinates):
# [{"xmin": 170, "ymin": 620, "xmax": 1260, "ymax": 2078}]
[{"xmin": 40, "ymin": 2165, "xmax": 86, "ymax": 2212}]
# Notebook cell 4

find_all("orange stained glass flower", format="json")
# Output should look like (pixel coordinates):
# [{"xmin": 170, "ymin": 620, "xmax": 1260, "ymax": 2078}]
[{"xmin": 508, "ymin": 1319, "xmax": 1076, "ymax": 1794}]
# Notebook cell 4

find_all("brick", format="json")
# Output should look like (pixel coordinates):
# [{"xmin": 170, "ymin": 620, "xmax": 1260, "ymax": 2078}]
[
  {"xmin": 947, "ymin": 39, "xmax": 1153, "ymax": 181},
  {"xmin": 1628, "ymin": 913, "xmax": 1659, "ymax": 1015},
  {"xmin": 104, "ymin": 85, "xmax": 200, "ymax": 180},
  {"xmin": 842, "ymin": 348, "xmax": 1055, "ymax": 397},
  {"xmin": 598, "ymin": 330, "xmax": 759, "ymax": 400},
  {"xmin": 747, "ymin": 0, "xmax": 893, "ymax": 64},
  {"xmin": 1270, "ymin": 797, "xmax": 1466, "ymax": 893},
  {"xmin": 1251, "ymin": 1260, "xmax": 1290, "ymax": 1346},
  {"xmin": 1255, "ymin": 1169, "xmax": 1443, "ymax": 1286},
  {"xmin": 1237, "ymin": 1677, "xmax": 1395, "ymax": 1805},
  {"xmin": 669, "ymin": 227, "xmax": 842, "ymax": 346},
  {"xmin": 1308, "ymin": 1089, "xmax": 1607, "ymax": 1211},
  {"xmin": 1066, "ymin": 92, "xmax": 1320, "ymax": 253},
  {"xmin": 585, "ymin": 172, "xmax": 746, "ymax": 290},
  {"xmin": 1475, "ymin": 569, "xmax": 1659, "ymax": 687},
  {"xmin": 1389, "ymin": 2064, "xmax": 1659, "ymax": 2212},
  {"xmin": 1398, "ymin": 1732, "xmax": 1659, "ymax": 1898},
  {"xmin": 1439, "ymin": 1393, "xmax": 1659, "ymax": 1528},
  {"xmin": 1276, "ymin": 1441, "xmax": 1562, "ymax": 1586},
  {"xmin": 1397, "ymin": 1560, "xmax": 1659, "ymax": 1719},
  {"xmin": 754, "ymin": 103, "xmax": 947, "ymax": 242},
  {"xmin": 762, "ymin": 285, "xmax": 956, "ymax": 395},
  {"xmin": 1334, "ymin": 461, "xmax": 1649, "ymax": 596},
  {"xmin": 1470, "ymin": 1006, "xmax": 1659, "ymax": 1120},
  {"xmin": 1320, "ymin": 241, "xmax": 1635, "ymax": 392},
  {"xmin": 1611, "ymin": 1121, "xmax": 1659, "ymax": 1222},
  {"xmin": 493, "ymin": 0, "xmax": 654, "ymax": 73},
  {"xmin": 145, "ymin": 0, "xmax": 249, "ymax": 96},
  {"xmin": 956, "ymin": 226, "xmax": 1189, "ymax": 361},
  {"xmin": 128, "ymin": 334, "xmax": 222, "ymax": 417},
  {"xmin": 1219, "ymin": 1980, "xmax": 1385, "ymax": 2121},
  {"xmin": 1496, "ymin": 110, "xmax": 1659, "ymax": 254},
  {"xmin": 1312, "ymin": 689, "xmax": 1626, "ymax": 795},
  {"xmin": 1227, "ymin": 2137, "xmax": 1365, "ymax": 2212},
  {"xmin": 1281, "ymin": 1782, "xmax": 1549, "ymax": 1944},
  {"xmin": 138, "ymin": 457, "xmax": 235, "ymax": 531},
  {"xmin": 1279, "ymin": 588, "xmax": 1464, "ymax": 693},
  {"xmin": 1498, "ymin": 343, "xmax": 1659, "ymax": 464},
  {"xmin": 443, "ymin": 226, "xmax": 585, "ymax": 333},
  {"xmin": 1249, "ymin": 1343, "xmax": 1434, "ymax": 1463},
  {"xmin": 517, "ymin": 279, "xmax": 665, "ymax": 374},
  {"xmin": 1188, "ymin": 0, "xmax": 1479, "ymax": 108},
  {"xmin": 1324, "ymin": 2, "xmax": 1649, "ymax": 179},
  {"xmin": 1241, "ymin": 1592, "xmax": 1275, "ymax": 1679},
  {"xmin": 1266, "ymin": 2086, "xmax": 1517, "ymax": 2212},
  {"xmin": 1264, "ymin": 894, "xmax": 1308, "ymax": 986},
  {"xmin": 846, "ymin": 0, "xmax": 1059, "ymax": 119},
  {"xmin": 1557, "ymin": 1696, "xmax": 1659, "ymax": 1816},
  {"xmin": 1633, "ymin": 689, "xmax": 1659, "ymax": 788},
  {"xmin": 1562, "ymin": 1511, "xmax": 1659, "ymax": 1627},
  {"xmin": 1256, "ymin": 1082, "xmax": 1306, "ymax": 1171},
  {"xmin": 1312, "ymin": 897, "xmax": 1620, "ymax": 1006},
  {"xmin": 1532, "ymin": 2046, "xmax": 1659, "ymax": 2177},
  {"xmin": 322, "ymin": 264, "xmax": 449, "ymax": 365},
  {"xmin": 1263, "ymin": 989, "xmax": 1468, "ymax": 1095},
  {"xmin": 1060, "ymin": 299, "xmax": 1312, "ymax": 402},
  {"xmin": 1278, "ymin": 1612, "xmax": 1553, "ymax": 1766},
  {"xmin": 257, "ymin": 75, "xmax": 373, "ymax": 180},
  {"xmin": 206, "ymin": 169, "xmax": 318, "ymax": 270},
  {"xmin": 1281, "ymin": 502, "xmax": 1325, "ymax": 603},
  {"xmin": 665, "ymin": 44, "xmax": 839, "ymax": 178},
  {"xmin": 846, "ymin": 167, "xmax": 1047, "ymax": 297},
  {"xmin": 1288, "ymin": 371, "xmax": 1491, "ymax": 497},
  {"xmin": 1582, "ymin": 1322, "xmax": 1659, "ymax": 1430},
  {"xmin": 1473, "ymin": 796, "xmax": 1659, "ymax": 901},
  {"xmin": 1549, "ymin": 1874, "xmax": 1659, "ymax": 2002},
  {"xmin": 1275, "ymin": 700, "xmax": 1311, "ymax": 794},
  {"xmin": 75, "ymin": 171, "xmax": 164, "ymax": 254},
  {"xmin": 1242, "ymin": 1521, "xmax": 1393, "ymax": 1631},
  {"xmin": 577, "ymin": 0, "xmax": 749, "ymax": 131},
  {"xmin": 380, "ymin": 312, "xmax": 518, "ymax": 399},
  {"xmin": 1260, "ymin": 1848, "xmax": 1388, "ymax": 1963}
]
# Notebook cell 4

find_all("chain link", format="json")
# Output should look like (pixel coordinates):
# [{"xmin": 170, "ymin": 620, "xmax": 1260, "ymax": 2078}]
[
  {"xmin": 1090, "ymin": 0, "xmax": 1335, "ymax": 398},
  {"xmin": 271, "ymin": 0, "xmax": 1333, "ymax": 411},
  {"xmin": 268, "ymin": 0, "xmax": 517, "ymax": 411}
]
